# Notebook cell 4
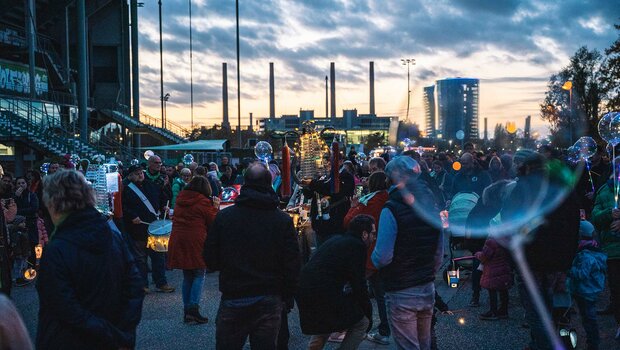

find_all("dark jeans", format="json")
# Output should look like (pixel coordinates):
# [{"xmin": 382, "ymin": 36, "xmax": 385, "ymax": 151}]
[
  {"xmin": 277, "ymin": 308, "xmax": 289, "ymax": 350},
  {"xmin": 368, "ymin": 272, "xmax": 390, "ymax": 336},
  {"xmin": 182, "ymin": 269, "xmax": 205, "ymax": 308},
  {"xmin": 472, "ymin": 258, "xmax": 482, "ymax": 296},
  {"xmin": 607, "ymin": 259, "xmax": 620, "ymax": 323},
  {"xmin": 574, "ymin": 295, "xmax": 599, "ymax": 350},
  {"xmin": 488, "ymin": 289, "xmax": 509, "ymax": 314},
  {"xmin": 216, "ymin": 295, "xmax": 283, "ymax": 350},
  {"xmin": 516, "ymin": 271, "xmax": 567, "ymax": 350},
  {"xmin": 133, "ymin": 240, "xmax": 168, "ymax": 287}
]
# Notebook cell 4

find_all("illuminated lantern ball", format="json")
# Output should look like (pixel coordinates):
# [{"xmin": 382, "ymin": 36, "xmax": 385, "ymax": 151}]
[
  {"xmin": 506, "ymin": 122, "xmax": 517, "ymax": 134},
  {"xmin": 598, "ymin": 112, "xmax": 616, "ymax": 144},
  {"xmin": 183, "ymin": 153, "xmax": 194, "ymax": 165},
  {"xmin": 574, "ymin": 136, "xmax": 597, "ymax": 160},
  {"xmin": 69, "ymin": 154, "xmax": 80, "ymax": 165},
  {"xmin": 130, "ymin": 158, "xmax": 140, "ymax": 166},
  {"xmin": 452, "ymin": 161, "xmax": 462, "ymax": 171},
  {"xmin": 40, "ymin": 163, "xmax": 50, "ymax": 174},
  {"xmin": 566, "ymin": 145, "xmax": 580, "ymax": 164},
  {"xmin": 254, "ymin": 141, "xmax": 273, "ymax": 162},
  {"xmin": 609, "ymin": 113, "xmax": 620, "ymax": 146},
  {"xmin": 144, "ymin": 150, "xmax": 155, "ymax": 160},
  {"xmin": 455, "ymin": 130, "xmax": 465, "ymax": 140},
  {"xmin": 458, "ymin": 317, "xmax": 466, "ymax": 325}
]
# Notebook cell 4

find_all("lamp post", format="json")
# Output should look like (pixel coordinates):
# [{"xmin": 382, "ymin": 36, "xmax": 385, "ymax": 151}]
[
  {"xmin": 562, "ymin": 80, "xmax": 573, "ymax": 144},
  {"xmin": 158, "ymin": 0, "xmax": 165, "ymax": 129},
  {"xmin": 162, "ymin": 93, "xmax": 170, "ymax": 127},
  {"xmin": 401, "ymin": 58, "xmax": 415, "ymax": 123}
]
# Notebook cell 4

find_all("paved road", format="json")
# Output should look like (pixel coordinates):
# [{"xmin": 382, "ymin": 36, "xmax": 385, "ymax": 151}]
[{"xmin": 11, "ymin": 262, "xmax": 620, "ymax": 349}]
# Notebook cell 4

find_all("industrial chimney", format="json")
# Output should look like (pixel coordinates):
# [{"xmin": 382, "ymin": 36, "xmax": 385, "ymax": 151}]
[
  {"xmin": 369, "ymin": 61, "xmax": 375, "ymax": 116},
  {"xmin": 330, "ymin": 62, "xmax": 336, "ymax": 119},
  {"xmin": 269, "ymin": 62, "xmax": 275, "ymax": 119},
  {"xmin": 222, "ymin": 63, "xmax": 230, "ymax": 130},
  {"xmin": 249, "ymin": 112, "xmax": 253, "ymax": 132}
]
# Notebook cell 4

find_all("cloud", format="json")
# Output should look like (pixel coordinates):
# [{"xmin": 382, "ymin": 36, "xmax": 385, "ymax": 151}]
[{"xmin": 133, "ymin": 0, "xmax": 619, "ymax": 131}]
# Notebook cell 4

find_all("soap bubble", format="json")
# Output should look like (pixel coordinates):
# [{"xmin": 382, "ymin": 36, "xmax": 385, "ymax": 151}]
[
  {"xmin": 40, "ymin": 163, "xmax": 50, "ymax": 174},
  {"xmin": 609, "ymin": 113, "xmax": 620, "ymax": 146},
  {"xmin": 69, "ymin": 154, "xmax": 80, "ymax": 166},
  {"xmin": 254, "ymin": 141, "xmax": 273, "ymax": 162},
  {"xmin": 130, "ymin": 159, "xmax": 140, "ymax": 166}
]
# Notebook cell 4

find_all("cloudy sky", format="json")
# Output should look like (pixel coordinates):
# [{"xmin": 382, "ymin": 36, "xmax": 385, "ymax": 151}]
[{"xmin": 136, "ymin": 0, "xmax": 619, "ymax": 136}]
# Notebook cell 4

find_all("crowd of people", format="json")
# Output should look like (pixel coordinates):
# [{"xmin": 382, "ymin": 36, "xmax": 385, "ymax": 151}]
[{"xmin": 0, "ymin": 140, "xmax": 618, "ymax": 349}]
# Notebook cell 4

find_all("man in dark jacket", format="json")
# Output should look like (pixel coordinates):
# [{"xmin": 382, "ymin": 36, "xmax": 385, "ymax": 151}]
[
  {"xmin": 451, "ymin": 152, "xmax": 492, "ymax": 197},
  {"xmin": 122, "ymin": 164, "xmax": 174, "ymax": 293},
  {"xmin": 36, "ymin": 170, "xmax": 144, "ymax": 349},
  {"xmin": 205, "ymin": 162, "xmax": 300, "ymax": 350},
  {"xmin": 296, "ymin": 214, "xmax": 374, "ymax": 349},
  {"xmin": 502, "ymin": 150, "xmax": 579, "ymax": 350},
  {"xmin": 372, "ymin": 156, "xmax": 443, "ymax": 350}
]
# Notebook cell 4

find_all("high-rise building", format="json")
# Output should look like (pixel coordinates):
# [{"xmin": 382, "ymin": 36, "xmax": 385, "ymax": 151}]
[
  {"xmin": 423, "ymin": 86, "xmax": 436, "ymax": 138},
  {"xmin": 436, "ymin": 78, "xmax": 479, "ymax": 141}
]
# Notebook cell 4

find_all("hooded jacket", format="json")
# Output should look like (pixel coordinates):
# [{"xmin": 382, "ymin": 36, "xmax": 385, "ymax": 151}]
[
  {"xmin": 592, "ymin": 182, "xmax": 620, "ymax": 259},
  {"xmin": 204, "ymin": 185, "xmax": 300, "ymax": 300},
  {"xmin": 168, "ymin": 190, "xmax": 218, "ymax": 270},
  {"xmin": 36, "ymin": 207, "xmax": 144, "ymax": 350},
  {"xmin": 567, "ymin": 240, "xmax": 607, "ymax": 301},
  {"xmin": 296, "ymin": 232, "xmax": 372, "ymax": 335}
]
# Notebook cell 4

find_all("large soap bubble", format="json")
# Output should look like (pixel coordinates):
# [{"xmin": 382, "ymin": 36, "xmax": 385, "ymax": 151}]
[
  {"xmin": 574, "ymin": 136, "xmax": 597, "ymax": 160},
  {"xmin": 254, "ymin": 141, "xmax": 273, "ymax": 162},
  {"xmin": 598, "ymin": 112, "xmax": 616, "ymax": 143},
  {"xmin": 566, "ymin": 145, "xmax": 580, "ymax": 164}
]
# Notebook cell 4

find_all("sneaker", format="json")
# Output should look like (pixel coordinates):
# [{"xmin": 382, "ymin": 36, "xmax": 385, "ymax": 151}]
[
  {"xmin": 327, "ymin": 332, "xmax": 346, "ymax": 343},
  {"xmin": 366, "ymin": 332, "xmax": 390, "ymax": 345},
  {"xmin": 155, "ymin": 284, "xmax": 175, "ymax": 293},
  {"xmin": 479, "ymin": 311, "xmax": 498, "ymax": 321},
  {"xmin": 143, "ymin": 287, "xmax": 150, "ymax": 294}
]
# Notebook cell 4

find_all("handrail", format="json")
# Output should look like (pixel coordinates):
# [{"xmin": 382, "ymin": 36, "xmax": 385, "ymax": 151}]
[{"xmin": 139, "ymin": 112, "xmax": 189, "ymax": 139}]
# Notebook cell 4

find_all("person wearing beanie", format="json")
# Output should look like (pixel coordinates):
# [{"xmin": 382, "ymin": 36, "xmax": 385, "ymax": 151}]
[{"xmin": 567, "ymin": 220, "xmax": 607, "ymax": 349}]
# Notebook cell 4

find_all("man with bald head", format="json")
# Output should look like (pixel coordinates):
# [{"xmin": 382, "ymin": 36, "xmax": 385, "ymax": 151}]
[
  {"xmin": 205, "ymin": 161, "xmax": 300, "ymax": 349},
  {"xmin": 450, "ymin": 152, "xmax": 491, "ymax": 197}
]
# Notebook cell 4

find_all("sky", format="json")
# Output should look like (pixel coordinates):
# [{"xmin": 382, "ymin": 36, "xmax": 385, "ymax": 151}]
[{"xmin": 135, "ymin": 0, "xmax": 619, "ymax": 137}]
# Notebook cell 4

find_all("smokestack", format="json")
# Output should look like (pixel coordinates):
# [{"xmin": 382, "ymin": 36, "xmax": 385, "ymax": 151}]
[
  {"xmin": 222, "ymin": 63, "xmax": 230, "ymax": 129},
  {"xmin": 325, "ymin": 76, "xmax": 328, "ymax": 118},
  {"xmin": 249, "ymin": 112, "xmax": 253, "ymax": 131},
  {"xmin": 484, "ymin": 117, "xmax": 488, "ymax": 140},
  {"xmin": 330, "ymin": 62, "xmax": 336, "ymax": 119},
  {"xmin": 369, "ymin": 61, "xmax": 375, "ymax": 115},
  {"xmin": 269, "ymin": 62, "xmax": 275, "ymax": 119}
]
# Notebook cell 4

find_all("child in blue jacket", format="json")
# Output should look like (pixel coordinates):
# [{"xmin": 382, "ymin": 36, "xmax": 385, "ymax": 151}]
[{"xmin": 567, "ymin": 220, "xmax": 607, "ymax": 350}]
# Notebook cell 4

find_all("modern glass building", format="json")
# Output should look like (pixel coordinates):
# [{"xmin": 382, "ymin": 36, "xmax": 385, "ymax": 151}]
[
  {"xmin": 436, "ymin": 78, "xmax": 479, "ymax": 141},
  {"xmin": 423, "ymin": 86, "xmax": 436, "ymax": 138}
]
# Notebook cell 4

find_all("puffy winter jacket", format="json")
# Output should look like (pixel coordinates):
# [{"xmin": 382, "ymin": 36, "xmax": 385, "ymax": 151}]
[
  {"xmin": 567, "ymin": 240, "xmax": 607, "ymax": 301},
  {"xmin": 592, "ymin": 182, "xmax": 620, "ymax": 260}
]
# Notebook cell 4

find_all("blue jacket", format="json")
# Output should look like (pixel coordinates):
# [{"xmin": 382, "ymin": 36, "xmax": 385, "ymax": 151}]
[
  {"xmin": 567, "ymin": 240, "xmax": 607, "ymax": 301},
  {"xmin": 36, "ymin": 207, "xmax": 144, "ymax": 349}
]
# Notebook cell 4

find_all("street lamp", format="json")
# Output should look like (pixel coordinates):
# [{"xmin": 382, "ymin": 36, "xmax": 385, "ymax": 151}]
[
  {"xmin": 162, "ymin": 93, "xmax": 170, "ymax": 128},
  {"xmin": 401, "ymin": 58, "xmax": 416, "ymax": 123},
  {"xmin": 562, "ymin": 80, "xmax": 573, "ymax": 144}
]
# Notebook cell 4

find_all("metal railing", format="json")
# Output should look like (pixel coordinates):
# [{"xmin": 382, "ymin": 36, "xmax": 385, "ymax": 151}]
[{"xmin": 140, "ymin": 112, "xmax": 190, "ymax": 141}]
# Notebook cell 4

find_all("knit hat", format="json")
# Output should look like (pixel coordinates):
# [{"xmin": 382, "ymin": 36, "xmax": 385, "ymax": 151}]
[
  {"xmin": 579, "ymin": 220, "xmax": 595, "ymax": 238},
  {"xmin": 128, "ymin": 164, "xmax": 143, "ymax": 175}
]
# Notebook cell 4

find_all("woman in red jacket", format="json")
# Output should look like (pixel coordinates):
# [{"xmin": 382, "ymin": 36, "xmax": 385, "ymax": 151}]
[
  {"xmin": 168, "ymin": 176, "xmax": 219, "ymax": 324},
  {"xmin": 343, "ymin": 171, "xmax": 390, "ymax": 344}
]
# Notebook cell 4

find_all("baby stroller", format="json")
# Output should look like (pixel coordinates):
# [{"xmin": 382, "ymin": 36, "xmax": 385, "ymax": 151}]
[{"xmin": 442, "ymin": 192, "xmax": 479, "ymax": 287}]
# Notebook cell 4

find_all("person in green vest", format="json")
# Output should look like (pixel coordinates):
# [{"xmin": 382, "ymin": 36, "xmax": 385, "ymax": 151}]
[
  {"xmin": 171, "ymin": 168, "xmax": 192, "ymax": 209},
  {"xmin": 591, "ymin": 169, "xmax": 620, "ymax": 341}
]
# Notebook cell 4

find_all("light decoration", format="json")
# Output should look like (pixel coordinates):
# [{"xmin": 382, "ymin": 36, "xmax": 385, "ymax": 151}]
[{"xmin": 292, "ymin": 122, "xmax": 330, "ymax": 183}]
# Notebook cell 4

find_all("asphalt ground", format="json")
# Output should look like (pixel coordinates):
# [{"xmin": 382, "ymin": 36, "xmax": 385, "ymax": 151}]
[{"xmin": 10, "ymin": 257, "xmax": 620, "ymax": 349}]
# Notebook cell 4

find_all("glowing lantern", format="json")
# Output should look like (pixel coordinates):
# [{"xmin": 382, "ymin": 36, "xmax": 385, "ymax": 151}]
[
  {"xmin": 452, "ymin": 161, "xmax": 462, "ymax": 171},
  {"xmin": 506, "ymin": 122, "xmax": 517, "ymax": 134}
]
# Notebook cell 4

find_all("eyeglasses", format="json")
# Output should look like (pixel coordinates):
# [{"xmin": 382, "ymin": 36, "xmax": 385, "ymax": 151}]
[{"xmin": 153, "ymin": 161, "xmax": 162, "ymax": 164}]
